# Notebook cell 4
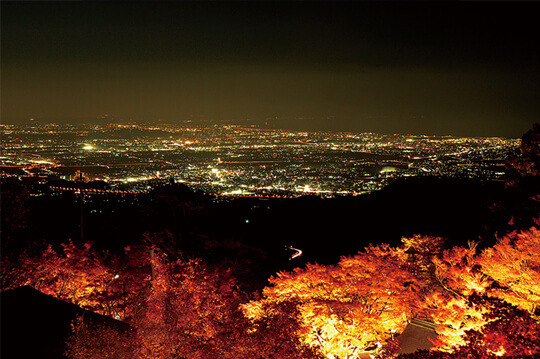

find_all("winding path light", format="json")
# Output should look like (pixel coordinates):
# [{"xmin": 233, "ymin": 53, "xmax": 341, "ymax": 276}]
[{"xmin": 286, "ymin": 245, "xmax": 303, "ymax": 260}]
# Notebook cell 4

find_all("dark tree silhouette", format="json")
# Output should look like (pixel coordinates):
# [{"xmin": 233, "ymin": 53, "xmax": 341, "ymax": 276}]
[
  {"xmin": 502, "ymin": 123, "xmax": 540, "ymax": 229},
  {"xmin": 1, "ymin": 177, "xmax": 31, "ymax": 255}
]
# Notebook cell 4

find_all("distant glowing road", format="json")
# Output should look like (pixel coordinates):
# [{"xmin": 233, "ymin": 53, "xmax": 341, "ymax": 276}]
[
  {"xmin": 287, "ymin": 246, "xmax": 303, "ymax": 260},
  {"xmin": 48, "ymin": 186, "xmax": 146, "ymax": 195}
]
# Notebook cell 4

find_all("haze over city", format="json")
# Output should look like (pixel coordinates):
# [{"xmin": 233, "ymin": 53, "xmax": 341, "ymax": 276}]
[{"xmin": 2, "ymin": 2, "xmax": 539, "ymax": 137}]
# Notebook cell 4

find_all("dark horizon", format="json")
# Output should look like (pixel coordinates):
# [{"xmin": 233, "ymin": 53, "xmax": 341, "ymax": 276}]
[{"xmin": 2, "ymin": 2, "xmax": 539, "ymax": 138}]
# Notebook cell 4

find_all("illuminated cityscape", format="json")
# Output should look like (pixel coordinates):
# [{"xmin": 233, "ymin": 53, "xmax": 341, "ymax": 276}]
[{"xmin": 1, "ymin": 121, "xmax": 518, "ymax": 197}]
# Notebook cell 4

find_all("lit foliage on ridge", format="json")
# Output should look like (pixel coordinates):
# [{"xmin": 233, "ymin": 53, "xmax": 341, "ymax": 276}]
[
  {"xmin": 478, "ymin": 227, "xmax": 540, "ymax": 313},
  {"xmin": 243, "ymin": 244, "xmax": 424, "ymax": 358},
  {"xmin": 3, "ymin": 227, "xmax": 540, "ymax": 358},
  {"xmin": 65, "ymin": 253, "xmax": 322, "ymax": 359}
]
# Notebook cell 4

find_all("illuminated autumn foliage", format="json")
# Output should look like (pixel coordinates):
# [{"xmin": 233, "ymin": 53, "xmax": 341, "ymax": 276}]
[
  {"xmin": 478, "ymin": 227, "xmax": 540, "ymax": 313},
  {"xmin": 1, "ymin": 241, "xmax": 153, "ymax": 319},
  {"xmin": 243, "ymin": 228, "xmax": 540, "ymax": 358},
  {"xmin": 423, "ymin": 227, "xmax": 540, "ymax": 354},
  {"xmin": 65, "ymin": 317, "xmax": 135, "ymax": 359},
  {"xmin": 132, "ymin": 256, "xmax": 241, "ymax": 359},
  {"xmin": 399, "ymin": 295, "xmax": 540, "ymax": 358},
  {"xmin": 427, "ymin": 241, "xmax": 488, "ymax": 352},
  {"xmin": 424, "ymin": 291, "xmax": 488, "ymax": 351},
  {"xmin": 12, "ymin": 241, "xmax": 114, "ymax": 313},
  {"xmin": 243, "ymin": 244, "xmax": 424, "ymax": 358},
  {"xmin": 400, "ymin": 234, "xmax": 445, "ymax": 270},
  {"xmin": 432, "ymin": 242, "xmax": 491, "ymax": 298},
  {"xmin": 459, "ymin": 294, "xmax": 540, "ymax": 357},
  {"xmin": 4, "ymin": 221, "xmax": 540, "ymax": 358},
  {"xmin": 66, "ymin": 252, "xmax": 321, "ymax": 359}
]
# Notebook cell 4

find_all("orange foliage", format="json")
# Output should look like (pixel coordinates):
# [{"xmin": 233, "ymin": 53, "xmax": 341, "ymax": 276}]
[
  {"xmin": 421, "ymin": 242, "xmax": 491, "ymax": 352},
  {"xmin": 424, "ymin": 228, "xmax": 540, "ymax": 353},
  {"xmin": 5, "ymin": 241, "xmax": 152, "ymax": 319},
  {"xmin": 432, "ymin": 242, "xmax": 491, "ymax": 297},
  {"xmin": 65, "ymin": 317, "xmax": 135, "ymax": 359},
  {"xmin": 67, "ymin": 251, "xmax": 320, "ymax": 359},
  {"xmin": 424, "ymin": 292, "xmax": 488, "ymax": 352},
  {"xmin": 10, "ymin": 227, "xmax": 540, "ymax": 359},
  {"xmin": 401, "ymin": 235, "xmax": 445, "ymax": 267},
  {"xmin": 399, "ymin": 235, "xmax": 446, "ymax": 294},
  {"xmin": 460, "ymin": 295, "xmax": 540, "ymax": 357},
  {"xmin": 478, "ymin": 227, "xmax": 540, "ymax": 313},
  {"xmin": 133, "ymin": 255, "xmax": 241, "ymax": 359},
  {"xmin": 244, "ymin": 244, "xmax": 423, "ymax": 358},
  {"xmin": 17, "ymin": 241, "xmax": 115, "ymax": 313}
]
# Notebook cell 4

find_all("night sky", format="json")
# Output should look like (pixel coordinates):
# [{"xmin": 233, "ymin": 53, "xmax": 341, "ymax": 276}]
[{"xmin": 2, "ymin": 1, "xmax": 539, "ymax": 137}]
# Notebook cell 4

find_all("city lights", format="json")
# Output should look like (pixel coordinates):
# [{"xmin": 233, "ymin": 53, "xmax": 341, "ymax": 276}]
[{"xmin": 0, "ymin": 122, "xmax": 518, "ymax": 197}]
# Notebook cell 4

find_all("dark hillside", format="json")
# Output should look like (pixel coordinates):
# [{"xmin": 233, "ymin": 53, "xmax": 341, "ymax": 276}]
[
  {"xmin": 201, "ymin": 177, "xmax": 506, "ymax": 271},
  {"xmin": 371, "ymin": 177, "xmax": 504, "ymax": 246}
]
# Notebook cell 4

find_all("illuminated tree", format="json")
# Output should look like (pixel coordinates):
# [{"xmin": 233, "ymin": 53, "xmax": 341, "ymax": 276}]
[
  {"xmin": 432, "ymin": 242, "xmax": 491, "ymax": 298},
  {"xmin": 417, "ymin": 242, "xmax": 491, "ymax": 352},
  {"xmin": 399, "ymin": 235, "xmax": 446, "ymax": 293},
  {"xmin": 4, "ymin": 241, "xmax": 137, "ymax": 318},
  {"xmin": 388, "ymin": 236, "xmax": 491, "ymax": 353},
  {"xmin": 101, "ymin": 245, "xmax": 153, "ymax": 319},
  {"xmin": 422, "ymin": 242, "xmax": 507, "ymax": 352},
  {"xmin": 65, "ymin": 317, "xmax": 135, "ymax": 359},
  {"xmin": 243, "ymin": 244, "xmax": 423, "ymax": 358},
  {"xmin": 3, "ymin": 240, "xmax": 157, "ymax": 319},
  {"xmin": 401, "ymin": 295, "xmax": 540, "ymax": 358},
  {"xmin": 1, "ymin": 256, "xmax": 30, "ymax": 291},
  {"xmin": 419, "ymin": 228, "xmax": 540, "ymax": 354},
  {"xmin": 14, "ymin": 241, "xmax": 114, "ymax": 312},
  {"xmin": 477, "ymin": 227, "xmax": 540, "ymax": 313},
  {"xmin": 401, "ymin": 235, "xmax": 445, "ymax": 270},
  {"xmin": 65, "ymin": 250, "xmax": 322, "ymax": 359},
  {"xmin": 130, "ymin": 255, "xmax": 253, "ymax": 359},
  {"xmin": 241, "ymin": 300, "xmax": 325, "ymax": 359},
  {"xmin": 459, "ymin": 294, "xmax": 540, "ymax": 357},
  {"xmin": 424, "ymin": 291, "xmax": 487, "ymax": 352}
]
